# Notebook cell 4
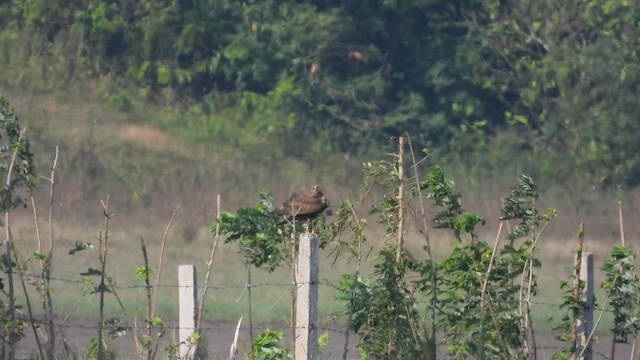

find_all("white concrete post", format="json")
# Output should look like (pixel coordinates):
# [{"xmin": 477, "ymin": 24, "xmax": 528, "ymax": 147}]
[
  {"xmin": 294, "ymin": 233, "xmax": 319, "ymax": 360},
  {"xmin": 575, "ymin": 253, "xmax": 594, "ymax": 360},
  {"xmin": 179, "ymin": 265, "xmax": 197, "ymax": 359}
]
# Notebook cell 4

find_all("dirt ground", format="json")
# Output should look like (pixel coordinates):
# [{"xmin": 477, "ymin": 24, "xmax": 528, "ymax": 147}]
[{"xmin": 14, "ymin": 319, "xmax": 631, "ymax": 359}]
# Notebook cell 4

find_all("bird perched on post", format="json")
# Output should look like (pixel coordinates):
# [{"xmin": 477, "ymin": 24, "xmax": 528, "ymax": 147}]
[{"xmin": 275, "ymin": 185, "xmax": 331, "ymax": 222}]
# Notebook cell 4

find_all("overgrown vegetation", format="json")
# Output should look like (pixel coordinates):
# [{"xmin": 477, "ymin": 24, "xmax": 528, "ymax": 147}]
[
  {"xmin": 3, "ymin": 0, "xmax": 640, "ymax": 357},
  {"xmin": 217, "ymin": 139, "xmax": 640, "ymax": 359},
  {"xmin": 2, "ymin": 0, "xmax": 640, "ymax": 193}
]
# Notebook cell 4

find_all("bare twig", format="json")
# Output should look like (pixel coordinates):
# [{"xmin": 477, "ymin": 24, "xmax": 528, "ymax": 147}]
[
  {"xmin": 229, "ymin": 317, "xmax": 243, "ymax": 359},
  {"xmin": 105, "ymin": 276, "xmax": 141, "ymax": 357},
  {"xmin": 193, "ymin": 195, "xmax": 222, "ymax": 360},
  {"xmin": 98, "ymin": 196, "xmax": 114, "ymax": 360},
  {"xmin": 44, "ymin": 145, "xmax": 58, "ymax": 358},
  {"xmin": 515, "ymin": 213, "xmax": 552, "ymax": 359},
  {"xmin": 479, "ymin": 222, "xmax": 504, "ymax": 358},
  {"xmin": 16, "ymin": 234, "xmax": 44, "ymax": 360},
  {"xmin": 151, "ymin": 206, "xmax": 179, "ymax": 318},
  {"xmin": 406, "ymin": 136, "xmax": 437, "ymax": 350},
  {"xmin": 196, "ymin": 196, "xmax": 220, "ymax": 333},
  {"xmin": 618, "ymin": 200, "xmax": 625, "ymax": 245},
  {"xmin": 55, "ymin": 291, "xmax": 88, "ymax": 339}
]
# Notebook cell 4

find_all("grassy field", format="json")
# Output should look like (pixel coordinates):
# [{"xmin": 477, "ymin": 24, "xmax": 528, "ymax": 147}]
[
  {"xmin": 2, "ymin": 85, "xmax": 638, "ymax": 344},
  {"xmin": 9, "ymin": 204, "xmax": 622, "ymax": 334}
]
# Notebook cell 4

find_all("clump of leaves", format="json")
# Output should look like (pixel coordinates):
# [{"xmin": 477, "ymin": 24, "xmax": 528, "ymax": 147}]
[
  {"xmin": 337, "ymin": 248, "xmax": 427, "ymax": 359},
  {"xmin": 216, "ymin": 192, "xmax": 289, "ymax": 271},
  {"xmin": 602, "ymin": 244, "xmax": 640, "ymax": 343},
  {"xmin": 85, "ymin": 337, "xmax": 118, "ymax": 360},
  {"xmin": 0, "ymin": 96, "xmax": 35, "ymax": 215},
  {"xmin": 415, "ymin": 169, "xmax": 552, "ymax": 359},
  {"xmin": 501, "ymin": 175, "xmax": 553, "ymax": 241},
  {"xmin": 417, "ymin": 165, "xmax": 484, "ymax": 242},
  {"xmin": 252, "ymin": 330, "xmax": 291, "ymax": 360},
  {"xmin": 0, "ymin": 96, "xmax": 35, "ymax": 354}
]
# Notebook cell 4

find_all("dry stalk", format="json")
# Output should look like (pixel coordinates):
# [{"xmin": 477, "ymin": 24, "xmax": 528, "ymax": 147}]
[
  {"xmin": 618, "ymin": 200, "xmax": 625, "ymax": 245},
  {"xmin": 229, "ymin": 317, "xmax": 243, "ymax": 359},
  {"xmin": 479, "ymin": 222, "xmax": 504, "ymax": 358},
  {"xmin": 517, "ymin": 214, "xmax": 552, "ymax": 359},
  {"xmin": 406, "ymin": 136, "xmax": 437, "ymax": 348},
  {"xmin": 196, "ymin": 195, "xmax": 220, "ymax": 333},
  {"xmin": 55, "ymin": 291, "xmax": 88, "ymax": 339},
  {"xmin": 43, "ymin": 145, "xmax": 58, "ymax": 358},
  {"xmin": 98, "ymin": 196, "xmax": 114, "ymax": 360},
  {"xmin": 192, "ymin": 195, "xmax": 222, "ymax": 359},
  {"xmin": 104, "ymin": 275, "xmax": 141, "ymax": 357},
  {"xmin": 29, "ymin": 198, "xmax": 46, "ymax": 302},
  {"xmin": 16, "ymin": 234, "xmax": 45, "ymax": 360},
  {"xmin": 151, "ymin": 206, "xmax": 179, "ymax": 318}
]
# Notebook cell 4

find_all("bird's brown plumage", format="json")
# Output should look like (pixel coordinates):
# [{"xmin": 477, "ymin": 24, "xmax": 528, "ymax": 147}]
[{"xmin": 276, "ymin": 185, "xmax": 330, "ymax": 220}]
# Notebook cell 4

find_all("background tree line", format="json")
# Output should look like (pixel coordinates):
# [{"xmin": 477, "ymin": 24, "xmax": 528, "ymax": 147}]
[{"xmin": 1, "ymin": 0, "xmax": 639, "ymax": 191}]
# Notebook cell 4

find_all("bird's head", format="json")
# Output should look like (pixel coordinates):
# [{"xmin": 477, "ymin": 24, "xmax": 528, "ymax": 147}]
[{"xmin": 310, "ymin": 185, "xmax": 323, "ymax": 196}]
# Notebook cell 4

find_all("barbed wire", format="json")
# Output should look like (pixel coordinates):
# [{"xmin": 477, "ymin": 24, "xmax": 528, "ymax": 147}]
[
  {"xmin": 25, "ymin": 316, "xmax": 350, "ymax": 335},
  {"xmin": 16, "ymin": 270, "xmax": 618, "ymax": 315},
  {"xmin": 18, "ymin": 317, "xmax": 623, "ymax": 360},
  {"xmin": 11, "ymin": 269, "xmax": 627, "ymax": 359}
]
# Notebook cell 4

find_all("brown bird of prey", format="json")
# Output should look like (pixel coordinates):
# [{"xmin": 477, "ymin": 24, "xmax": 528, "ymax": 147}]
[{"xmin": 276, "ymin": 185, "xmax": 331, "ymax": 221}]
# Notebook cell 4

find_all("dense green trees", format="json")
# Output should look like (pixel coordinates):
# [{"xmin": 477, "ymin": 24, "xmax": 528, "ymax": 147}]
[{"xmin": 1, "ymin": 0, "xmax": 639, "ymax": 188}]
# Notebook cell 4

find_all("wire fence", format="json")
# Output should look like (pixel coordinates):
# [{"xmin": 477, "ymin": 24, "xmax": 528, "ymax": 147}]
[{"xmin": 9, "ymin": 270, "xmax": 631, "ymax": 359}]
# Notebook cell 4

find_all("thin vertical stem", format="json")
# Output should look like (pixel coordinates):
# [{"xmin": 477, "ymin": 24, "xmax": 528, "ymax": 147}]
[
  {"xmin": 45, "ymin": 145, "xmax": 58, "ymax": 359},
  {"xmin": 197, "ymin": 195, "xmax": 221, "ymax": 333},
  {"xmin": 4, "ymin": 128, "xmax": 25, "ymax": 360},
  {"xmin": 140, "ymin": 238, "xmax": 152, "ymax": 360},
  {"xmin": 247, "ymin": 265, "xmax": 255, "ymax": 360},
  {"xmin": 406, "ymin": 136, "xmax": 437, "ymax": 349},
  {"xmin": 16, "ymin": 248, "xmax": 45, "ymax": 360},
  {"xmin": 342, "ymin": 200, "xmax": 363, "ymax": 360},
  {"xmin": 16, "ymin": 233, "xmax": 44, "ymax": 360},
  {"xmin": 291, "ymin": 216, "xmax": 297, "ymax": 360},
  {"xmin": 572, "ymin": 222, "xmax": 585, "ymax": 358},
  {"xmin": 98, "ymin": 196, "xmax": 113, "ymax": 360},
  {"xmin": 479, "ymin": 222, "xmax": 504, "ymax": 358},
  {"xmin": 151, "ymin": 206, "xmax": 179, "ymax": 318},
  {"xmin": 618, "ymin": 200, "xmax": 625, "ymax": 245},
  {"xmin": 395, "ymin": 136, "xmax": 405, "ymax": 263}
]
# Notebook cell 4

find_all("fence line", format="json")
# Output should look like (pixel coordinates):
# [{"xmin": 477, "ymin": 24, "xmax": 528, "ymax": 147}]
[
  {"xmin": 16, "ymin": 270, "xmax": 618, "ymax": 313},
  {"xmin": 12, "ymin": 253, "xmax": 618, "ymax": 359}
]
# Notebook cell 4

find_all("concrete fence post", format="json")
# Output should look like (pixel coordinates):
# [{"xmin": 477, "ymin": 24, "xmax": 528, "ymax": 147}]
[
  {"xmin": 575, "ymin": 253, "xmax": 594, "ymax": 360},
  {"xmin": 178, "ymin": 265, "xmax": 197, "ymax": 359},
  {"xmin": 294, "ymin": 233, "xmax": 319, "ymax": 360}
]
